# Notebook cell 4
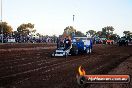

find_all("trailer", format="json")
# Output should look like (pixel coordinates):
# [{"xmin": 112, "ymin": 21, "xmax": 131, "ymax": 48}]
[{"xmin": 51, "ymin": 36, "xmax": 93, "ymax": 57}]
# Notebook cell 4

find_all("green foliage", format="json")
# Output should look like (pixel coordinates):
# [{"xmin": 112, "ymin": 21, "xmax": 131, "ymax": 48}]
[
  {"xmin": 103, "ymin": 26, "xmax": 114, "ymax": 33},
  {"xmin": 63, "ymin": 26, "xmax": 76, "ymax": 37},
  {"xmin": 95, "ymin": 31, "xmax": 102, "ymax": 37},
  {"xmin": 86, "ymin": 30, "xmax": 96, "ymax": 37},
  {"xmin": 0, "ymin": 22, "xmax": 13, "ymax": 34},
  {"xmin": 63, "ymin": 26, "xmax": 85, "ymax": 37},
  {"xmin": 109, "ymin": 34, "xmax": 118, "ymax": 40},
  {"xmin": 13, "ymin": 31, "xmax": 19, "ymax": 36},
  {"xmin": 87, "ymin": 26, "xmax": 118, "ymax": 40},
  {"xmin": 123, "ymin": 31, "xmax": 131, "ymax": 36},
  {"xmin": 101, "ymin": 26, "xmax": 115, "ymax": 39},
  {"xmin": 36, "ymin": 33, "xmax": 41, "ymax": 36},
  {"xmin": 123, "ymin": 31, "xmax": 132, "ymax": 40},
  {"xmin": 17, "ymin": 23, "xmax": 35, "ymax": 36},
  {"xmin": 75, "ymin": 31, "xmax": 85, "ymax": 37}
]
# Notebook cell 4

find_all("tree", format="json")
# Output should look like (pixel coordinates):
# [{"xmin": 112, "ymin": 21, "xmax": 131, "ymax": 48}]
[
  {"xmin": 106, "ymin": 26, "xmax": 114, "ymax": 34},
  {"xmin": 123, "ymin": 31, "xmax": 132, "ymax": 41},
  {"xmin": 63, "ymin": 26, "xmax": 85, "ymax": 37},
  {"xmin": 96, "ymin": 31, "xmax": 102, "ymax": 37},
  {"xmin": 63, "ymin": 26, "xmax": 76, "ymax": 37},
  {"xmin": 102, "ymin": 26, "xmax": 115, "ymax": 39},
  {"xmin": 32, "ymin": 29, "xmax": 36, "ymax": 33},
  {"xmin": 0, "ymin": 22, "xmax": 13, "ymax": 35},
  {"xmin": 75, "ymin": 31, "xmax": 85, "ymax": 37},
  {"xmin": 36, "ymin": 33, "xmax": 41, "ymax": 36},
  {"xmin": 123, "ymin": 31, "xmax": 131, "ymax": 36},
  {"xmin": 86, "ymin": 30, "xmax": 96, "ymax": 37},
  {"xmin": 109, "ymin": 34, "xmax": 118, "ymax": 40},
  {"xmin": 101, "ymin": 28, "xmax": 107, "ymax": 38},
  {"xmin": 17, "ymin": 23, "xmax": 35, "ymax": 36},
  {"xmin": 13, "ymin": 31, "xmax": 19, "ymax": 37}
]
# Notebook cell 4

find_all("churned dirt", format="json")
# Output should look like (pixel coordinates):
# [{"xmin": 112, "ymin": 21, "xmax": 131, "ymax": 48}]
[{"xmin": 0, "ymin": 43, "xmax": 131, "ymax": 88}]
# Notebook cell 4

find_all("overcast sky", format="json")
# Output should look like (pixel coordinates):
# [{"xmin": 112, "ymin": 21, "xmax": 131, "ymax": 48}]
[{"xmin": 2, "ymin": 0, "xmax": 132, "ymax": 36}]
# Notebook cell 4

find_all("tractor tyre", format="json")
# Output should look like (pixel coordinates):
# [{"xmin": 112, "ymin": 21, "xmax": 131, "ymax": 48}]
[{"xmin": 71, "ymin": 44, "xmax": 78, "ymax": 56}]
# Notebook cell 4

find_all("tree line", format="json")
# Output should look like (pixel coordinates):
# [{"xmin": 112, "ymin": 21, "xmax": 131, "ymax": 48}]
[
  {"xmin": 86, "ymin": 26, "xmax": 118, "ymax": 40},
  {"xmin": 63, "ymin": 26, "xmax": 132, "ymax": 40},
  {"xmin": 0, "ymin": 22, "xmax": 58, "ymax": 43},
  {"xmin": 0, "ymin": 22, "xmax": 35, "ymax": 36},
  {"xmin": 0, "ymin": 22, "xmax": 132, "ymax": 42}
]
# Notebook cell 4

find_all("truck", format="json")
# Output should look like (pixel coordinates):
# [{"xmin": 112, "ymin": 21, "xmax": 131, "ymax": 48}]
[{"xmin": 51, "ymin": 36, "xmax": 93, "ymax": 57}]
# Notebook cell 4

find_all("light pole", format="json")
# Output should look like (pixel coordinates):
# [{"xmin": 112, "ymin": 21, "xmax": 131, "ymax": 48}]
[
  {"xmin": 73, "ymin": 15, "xmax": 75, "ymax": 27},
  {"xmin": 1, "ymin": 0, "xmax": 3, "ymax": 43},
  {"xmin": 72, "ymin": 15, "xmax": 75, "ymax": 38}
]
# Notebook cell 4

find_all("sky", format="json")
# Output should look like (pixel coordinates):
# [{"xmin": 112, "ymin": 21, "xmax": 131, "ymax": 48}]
[{"xmin": 1, "ymin": 0, "xmax": 132, "ymax": 36}]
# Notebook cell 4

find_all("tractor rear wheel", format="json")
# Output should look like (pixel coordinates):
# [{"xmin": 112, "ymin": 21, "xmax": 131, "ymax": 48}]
[{"xmin": 70, "ymin": 44, "xmax": 78, "ymax": 56}]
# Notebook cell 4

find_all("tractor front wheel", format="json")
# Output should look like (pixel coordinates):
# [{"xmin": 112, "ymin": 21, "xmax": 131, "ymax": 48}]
[{"xmin": 65, "ymin": 52, "xmax": 68, "ymax": 58}]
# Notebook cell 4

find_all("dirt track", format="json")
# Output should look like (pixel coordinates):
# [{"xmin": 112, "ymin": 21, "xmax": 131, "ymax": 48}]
[{"xmin": 0, "ymin": 44, "xmax": 131, "ymax": 88}]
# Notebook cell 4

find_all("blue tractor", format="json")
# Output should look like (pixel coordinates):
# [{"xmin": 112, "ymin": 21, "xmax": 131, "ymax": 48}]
[{"xmin": 51, "ymin": 36, "xmax": 93, "ymax": 57}]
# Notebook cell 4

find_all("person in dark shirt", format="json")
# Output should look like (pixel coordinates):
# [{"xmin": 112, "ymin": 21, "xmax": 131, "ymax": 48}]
[
  {"xmin": 56, "ymin": 38, "xmax": 59, "ymax": 48},
  {"xmin": 64, "ymin": 36, "xmax": 71, "ymax": 50}
]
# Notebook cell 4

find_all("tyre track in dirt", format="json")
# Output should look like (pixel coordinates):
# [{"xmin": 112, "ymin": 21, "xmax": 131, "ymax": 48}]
[
  {"xmin": 0, "ymin": 50, "xmax": 87, "ymax": 77},
  {"xmin": 0, "ymin": 55, "xmax": 90, "ymax": 87},
  {"xmin": 13, "ymin": 54, "xmax": 131, "ymax": 88},
  {"xmin": 27, "ymin": 45, "xmax": 132, "ymax": 88},
  {"xmin": 0, "ymin": 44, "xmax": 131, "ymax": 88},
  {"xmin": 47, "ymin": 54, "xmax": 131, "ymax": 88},
  {"xmin": 0, "ymin": 49, "xmax": 53, "ymax": 67},
  {"xmin": 0, "ymin": 49, "xmax": 106, "ymax": 87},
  {"xmin": 0, "ymin": 50, "xmax": 107, "ymax": 80}
]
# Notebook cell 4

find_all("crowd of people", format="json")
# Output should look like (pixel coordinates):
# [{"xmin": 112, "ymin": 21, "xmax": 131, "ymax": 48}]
[{"xmin": 0, "ymin": 35, "xmax": 57, "ymax": 43}]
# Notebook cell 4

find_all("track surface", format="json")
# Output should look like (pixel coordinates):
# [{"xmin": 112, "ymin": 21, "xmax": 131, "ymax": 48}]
[{"xmin": 0, "ymin": 44, "xmax": 131, "ymax": 88}]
